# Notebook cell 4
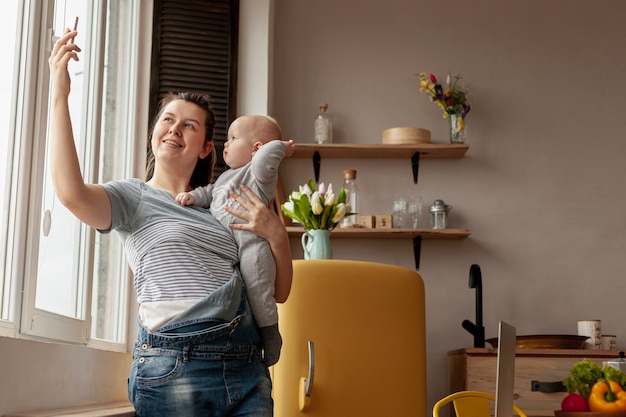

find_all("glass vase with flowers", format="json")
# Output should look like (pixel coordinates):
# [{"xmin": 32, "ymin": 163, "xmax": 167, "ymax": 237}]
[
  {"xmin": 281, "ymin": 179, "xmax": 355, "ymax": 259},
  {"xmin": 418, "ymin": 72, "xmax": 471, "ymax": 143}
]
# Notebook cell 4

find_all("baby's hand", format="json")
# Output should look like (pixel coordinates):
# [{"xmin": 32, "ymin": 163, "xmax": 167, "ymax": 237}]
[
  {"xmin": 176, "ymin": 192, "xmax": 195, "ymax": 206},
  {"xmin": 283, "ymin": 139, "xmax": 296, "ymax": 157}
]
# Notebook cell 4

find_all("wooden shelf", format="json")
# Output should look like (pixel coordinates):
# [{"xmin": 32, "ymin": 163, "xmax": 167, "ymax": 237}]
[
  {"xmin": 281, "ymin": 142, "xmax": 471, "ymax": 269},
  {"xmin": 292, "ymin": 143, "xmax": 469, "ymax": 159},
  {"xmin": 286, "ymin": 226, "xmax": 471, "ymax": 239}
]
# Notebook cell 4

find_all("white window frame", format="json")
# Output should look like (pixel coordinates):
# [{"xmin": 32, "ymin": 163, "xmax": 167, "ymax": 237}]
[
  {"xmin": 0, "ymin": 0, "xmax": 150, "ymax": 351},
  {"xmin": 20, "ymin": 0, "xmax": 100, "ymax": 345}
]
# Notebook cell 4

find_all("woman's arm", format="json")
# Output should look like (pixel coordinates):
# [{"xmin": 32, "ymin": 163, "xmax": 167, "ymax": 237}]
[
  {"xmin": 48, "ymin": 30, "xmax": 112, "ymax": 230},
  {"xmin": 226, "ymin": 185, "xmax": 293, "ymax": 303}
]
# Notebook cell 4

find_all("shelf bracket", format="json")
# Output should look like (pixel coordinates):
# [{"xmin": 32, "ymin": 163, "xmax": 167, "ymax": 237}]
[
  {"xmin": 411, "ymin": 152, "xmax": 420, "ymax": 184},
  {"xmin": 312, "ymin": 151, "xmax": 321, "ymax": 183},
  {"xmin": 413, "ymin": 236, "xmax": 422, "ymax": 270}
]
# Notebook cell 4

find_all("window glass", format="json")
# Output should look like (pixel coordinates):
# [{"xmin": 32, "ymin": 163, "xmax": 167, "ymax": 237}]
[
  {"xmin": 0, "ymin": 0, "xmax": 21, "ymax": 321},
  {"xmin": 35, "ymin": 0, "xmax": 132, "ymax": 344},
  {"xmin": 35, "ymin": 0, "xmax": 90, "ymax": 319},
  {"xmin": 91, "ymin": 0, "xmax": 132, "ymax": 342},
  {"xmin": 1, "ymin": 0, "xmax": 139, "ymax": 346}
]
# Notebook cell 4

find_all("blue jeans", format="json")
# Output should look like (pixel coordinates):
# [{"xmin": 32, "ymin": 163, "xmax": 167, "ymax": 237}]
[{"xmin": 128, "ymin": 277, "xmax": 273, "ymax": 417}]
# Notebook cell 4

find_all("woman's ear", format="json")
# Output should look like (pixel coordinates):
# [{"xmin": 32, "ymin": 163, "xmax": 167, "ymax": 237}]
[{"xmin": 199, "ymin": 141, "xmax": 213, "ymax": 159}]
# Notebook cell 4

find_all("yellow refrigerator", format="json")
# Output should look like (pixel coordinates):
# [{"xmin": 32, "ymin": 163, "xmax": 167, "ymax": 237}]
[{"xmin": 272, "ymin": 260, "xmax": 426, "ymax": 416}]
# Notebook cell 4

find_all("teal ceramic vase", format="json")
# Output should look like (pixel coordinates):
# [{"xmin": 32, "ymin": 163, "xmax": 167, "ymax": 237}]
[{"xmin": 301, "ymin": 229, "xmax": 333, "ymax": 260}]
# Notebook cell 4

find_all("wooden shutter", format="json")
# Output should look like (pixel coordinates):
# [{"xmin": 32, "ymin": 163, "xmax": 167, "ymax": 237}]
[{"xmin": 149, "ymin": 0, "xmax": 239, "ymax": 175}]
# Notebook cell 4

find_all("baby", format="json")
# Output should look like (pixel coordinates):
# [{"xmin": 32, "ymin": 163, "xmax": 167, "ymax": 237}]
[{"xmin": 176, "ymin": 115, "xmax": 295, "ymax": 366}]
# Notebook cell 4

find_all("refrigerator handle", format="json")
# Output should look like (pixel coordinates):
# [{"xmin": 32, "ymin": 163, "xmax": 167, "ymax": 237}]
[
  {"xmin": 299, "ymin": 340, "xmax": 315, "ymax": 411},
  {"xmin": 305, "ymin": 340, "xmax": 315, "ymax": 396}
]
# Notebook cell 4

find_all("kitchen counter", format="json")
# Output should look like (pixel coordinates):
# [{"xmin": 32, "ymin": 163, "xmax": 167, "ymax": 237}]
[{"xmin": 448, "ymin": 348, "xmax": 621, "ymax": 417}]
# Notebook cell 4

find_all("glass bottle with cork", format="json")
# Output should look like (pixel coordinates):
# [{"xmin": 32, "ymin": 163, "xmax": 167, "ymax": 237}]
[
  {"xmin": 314, "ymin": 103, "xmax": 333, "ymax": 144},
  {"xmin": 341, "ymin": 169, "xmax": 358, "ymax": 228}
]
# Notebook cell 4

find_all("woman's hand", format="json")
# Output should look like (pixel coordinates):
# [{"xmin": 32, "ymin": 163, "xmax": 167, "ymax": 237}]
[
  {"xmin": 226, "ymin": 184, "xmax": 283, "ymax": 240},
  {"xmin": 48, "ymin": 29, "xmax": 80, "ymax": 97},
  {"xmin": 226, "ymin": 184, "xmax": 293, "ymax": 302}
]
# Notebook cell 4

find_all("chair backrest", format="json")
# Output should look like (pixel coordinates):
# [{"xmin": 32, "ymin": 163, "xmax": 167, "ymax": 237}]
[{"xmin": 432, "ymin": 391, "xmax": 528, "ymax": 417}]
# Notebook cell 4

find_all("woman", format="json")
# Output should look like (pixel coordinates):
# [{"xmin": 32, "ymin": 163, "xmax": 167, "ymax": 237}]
[{"xmin": 49, "ymin": 29, "xmax": 292, "ymax": 416}]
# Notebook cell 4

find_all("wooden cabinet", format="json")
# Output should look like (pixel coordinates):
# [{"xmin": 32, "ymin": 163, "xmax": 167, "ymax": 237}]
[
  {"xmin": 448, "ymin": 348, "xmax": 620, "ymax": 417},
  {"xmin": 279, "ymin": 143, "xmax": 471, "ymax": 268}
]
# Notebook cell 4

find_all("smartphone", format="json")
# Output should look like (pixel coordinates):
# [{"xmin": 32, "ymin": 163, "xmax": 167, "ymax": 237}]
[{"xmin": 69, "ymin": 16, "xmax": 78, "ymax": 43}]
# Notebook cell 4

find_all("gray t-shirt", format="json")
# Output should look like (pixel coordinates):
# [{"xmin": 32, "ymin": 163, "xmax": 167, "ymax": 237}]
[{"xmin": 101, "ymin": 179, "xmax": 240, "ymax": 304}]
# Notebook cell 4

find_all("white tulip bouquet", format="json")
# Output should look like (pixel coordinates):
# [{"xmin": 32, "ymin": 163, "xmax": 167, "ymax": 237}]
[{"xmin": 281, "ymin": 179, "xmax": 354, "ymax": 230}]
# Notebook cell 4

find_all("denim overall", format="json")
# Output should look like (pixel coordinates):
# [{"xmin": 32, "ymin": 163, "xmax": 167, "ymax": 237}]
[{"xmin": 128, "ymin": 275, "xmax": 272, "ymax": 417}]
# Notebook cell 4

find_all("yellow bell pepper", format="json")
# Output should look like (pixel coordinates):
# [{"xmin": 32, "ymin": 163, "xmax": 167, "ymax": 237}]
[{"xmin": 589, "ymin": 380, "xmax": 626, "ymax": 412}]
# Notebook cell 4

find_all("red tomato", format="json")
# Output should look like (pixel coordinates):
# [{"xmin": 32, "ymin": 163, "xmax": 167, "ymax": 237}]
[{"xmin": 561, "ymin": 393, "xmax": 590, "ymax": 412}]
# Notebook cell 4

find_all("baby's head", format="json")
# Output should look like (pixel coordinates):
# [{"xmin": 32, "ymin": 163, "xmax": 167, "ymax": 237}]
[{"xmin": 224, "ymin": 115, "xmax": 283, "ymax": 169}]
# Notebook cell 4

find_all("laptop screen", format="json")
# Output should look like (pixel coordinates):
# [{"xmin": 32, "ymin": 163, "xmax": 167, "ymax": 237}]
[{"xmin": 495, "ymin": 321, "xmax": 516, "ymax": 417}]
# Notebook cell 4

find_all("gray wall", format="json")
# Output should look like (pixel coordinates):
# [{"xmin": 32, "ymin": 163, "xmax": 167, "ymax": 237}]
[
  {"xmin": 272, "ymin": 0, "xmax": 626, "ymax": 410},
  {"xmin": 0, "ymin": 337, "xmax": 131, "ymax": 414}
]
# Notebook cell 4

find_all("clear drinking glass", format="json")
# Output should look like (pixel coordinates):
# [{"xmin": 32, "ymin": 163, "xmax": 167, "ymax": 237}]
[
  {"xmin": 392, "ymin": 195, "xmax": 408, "ymax": 228},
  {"xmin": 407, "ymin": 196, "xmax": 423, "ymax": 228}
]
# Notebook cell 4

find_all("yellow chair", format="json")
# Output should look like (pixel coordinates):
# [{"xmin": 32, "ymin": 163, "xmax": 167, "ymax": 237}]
[{"xmin": 433, "ymin": 391, "xmax": 528, "ymax": 417}]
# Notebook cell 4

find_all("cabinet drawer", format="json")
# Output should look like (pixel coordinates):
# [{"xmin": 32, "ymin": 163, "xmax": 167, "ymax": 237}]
[{"xmin": 449, "ymin": 348, "xmax": 620, "ymax": 417}]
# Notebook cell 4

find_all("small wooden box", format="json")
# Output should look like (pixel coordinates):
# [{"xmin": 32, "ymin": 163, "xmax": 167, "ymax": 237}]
[
  {"xmin": 356, "ymin": 215, "xmax": 375, "ymax": 228},
  {"xmin": 375, "ymin": 215, "xmax": 392, "ymax": 229},
  {"xmin": 382, "ymin": 127, "xmax": 431, "ymax": 144},
  {"xmin": 448, "ymin": 348, "xmax": 620, "ymax": 417}
]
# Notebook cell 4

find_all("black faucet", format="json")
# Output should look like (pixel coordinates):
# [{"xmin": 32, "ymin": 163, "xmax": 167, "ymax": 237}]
[{"xmin": 462, "ymin": 264, "xmax": 485, "ymax": 348}]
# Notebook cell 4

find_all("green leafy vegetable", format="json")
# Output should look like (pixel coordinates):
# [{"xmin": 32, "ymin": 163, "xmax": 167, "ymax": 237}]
[
  {"xmin": 563, "ymin": 359, "xmax": 626, "ymax": 400},
  {"xmin": 564, "ymin": 359, "xmax": 603, "ymax": 399},
  {"xmin": 603, "ymin": 365, "xmax": 626, "ymax": 388}
]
